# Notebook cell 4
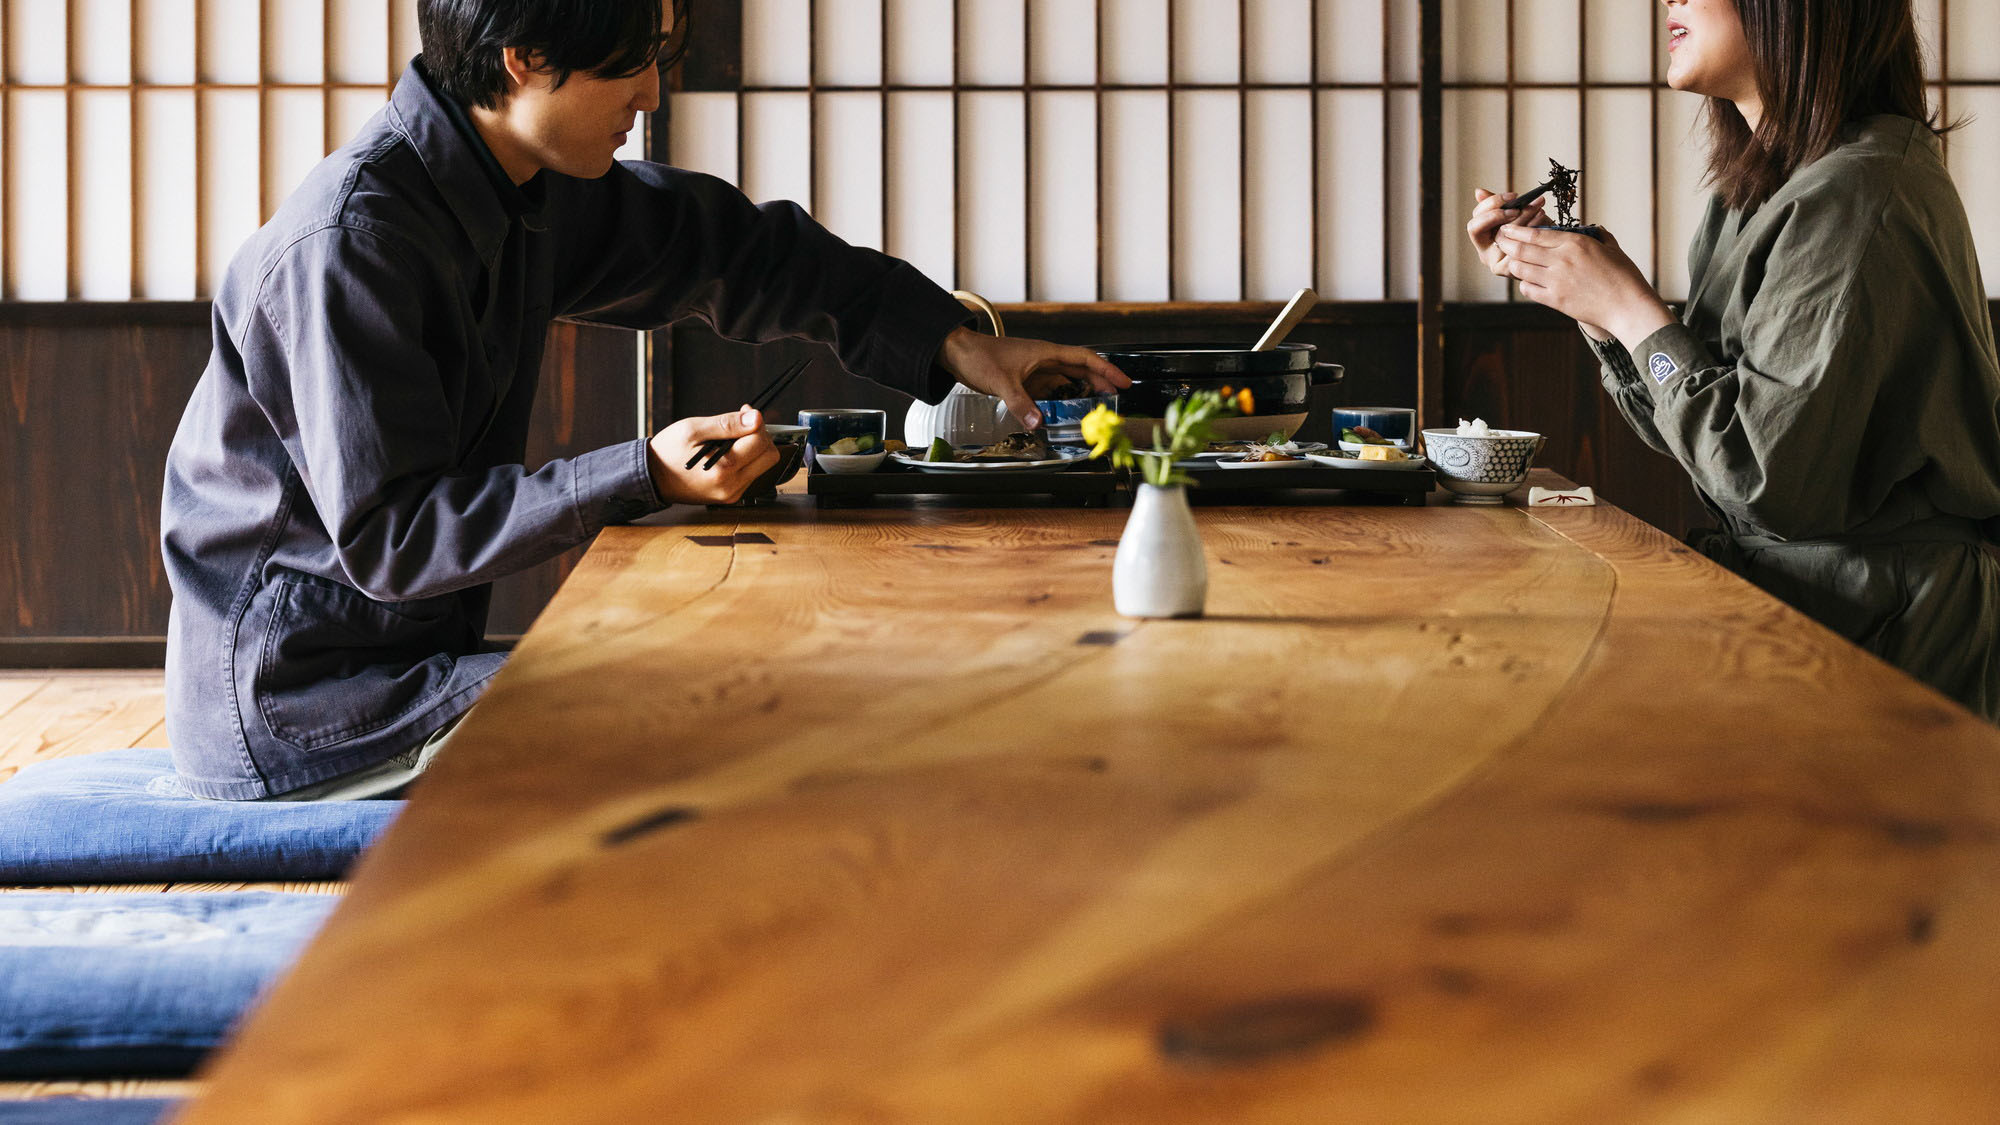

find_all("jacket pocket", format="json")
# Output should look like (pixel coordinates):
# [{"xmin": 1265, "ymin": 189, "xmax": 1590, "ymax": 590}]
[{"xmin": 254, "ymin": 575, "xmax": 462, "ymax": 750}]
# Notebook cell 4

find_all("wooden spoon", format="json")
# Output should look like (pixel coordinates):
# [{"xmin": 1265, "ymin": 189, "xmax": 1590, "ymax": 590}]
[{"xmin": 1252, "ymin": 287, "xmax": 1318, "ymax": 351}]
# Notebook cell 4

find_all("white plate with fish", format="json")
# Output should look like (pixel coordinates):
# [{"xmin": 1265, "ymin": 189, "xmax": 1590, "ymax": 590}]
[
  {"xmin": 1212, "ymin": 454, "xmax": 1319, "ymax": 469},
  {"xmin": 891, "ymin": 444, "xmax": 1094, "ymax": 473},
  {"xmin": 1192, "ymin": 441, "xmax": 1327, "ymax": 461}
]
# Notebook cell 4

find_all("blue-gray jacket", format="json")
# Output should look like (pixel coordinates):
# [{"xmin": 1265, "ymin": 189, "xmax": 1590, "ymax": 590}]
[{"xmin": 162, "ymin": 63, "xmax": 967, "ymax": 798}]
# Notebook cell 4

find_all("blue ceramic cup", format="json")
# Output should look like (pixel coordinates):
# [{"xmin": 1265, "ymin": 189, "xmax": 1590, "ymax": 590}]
[
  {"xmin": 1332, "ymin": 406, "xmax": 1416, "ymax": 447},
  {"xmin": 797, "ymin": 408, "xmax": 887, "ymax": 464}
]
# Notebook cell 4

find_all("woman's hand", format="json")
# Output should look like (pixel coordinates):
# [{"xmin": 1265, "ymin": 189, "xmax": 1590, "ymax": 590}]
[
  {"xmin": 1493, "ymin": 224, "xmax": 1676, "ymax": 348},
  {"xmin": 1467, "ymin": 188, "xmax": 1550, "ymax": 280},
  {"xmin": 936, "ymin": 328, "xmax": 1132, "ymax": 430}
]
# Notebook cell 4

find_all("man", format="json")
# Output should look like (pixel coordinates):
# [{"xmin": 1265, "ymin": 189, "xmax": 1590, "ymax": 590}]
[{"xmin": 161, "ymin": 0, "xmax": 1127, "ymax": 800}]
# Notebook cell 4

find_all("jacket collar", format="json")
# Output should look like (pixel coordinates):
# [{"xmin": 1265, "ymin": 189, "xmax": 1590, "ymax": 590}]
[{"xmin": 388, "ymin": 60, "xmax": 548, "ymax": 267}]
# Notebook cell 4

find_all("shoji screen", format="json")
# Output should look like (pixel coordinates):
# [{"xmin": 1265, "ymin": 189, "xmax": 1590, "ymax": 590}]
[
  {"xmin": 666, "ymin": 0, "xmax": 1424, "ymax": 304},
  {"xmin": 1441, "ymin": 0, "xmax": 2000, "ymax": 302},
  {"xmin": 0, "ymin": 1, "xmax": 648, "ymax": 300}
]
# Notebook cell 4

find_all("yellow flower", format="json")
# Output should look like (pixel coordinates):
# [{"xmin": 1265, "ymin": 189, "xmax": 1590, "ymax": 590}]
[{"xmin": 1080, "ymin": 403, "xmax": 1125, "ymax": 457}]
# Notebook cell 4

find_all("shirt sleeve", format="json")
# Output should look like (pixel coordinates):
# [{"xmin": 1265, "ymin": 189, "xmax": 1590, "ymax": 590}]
[
  {"xmin": 545, "ymin": 162, "xmax": 972, "ymax": 404},
  {"xmin": 1617, "ymin": 222, "xmax": 1924, "ymax": 540},
  {"xmin": 251, "ymin": 225, "xmax": 665, "ymax": 602},
  {"xmin": 1586, "ymin": 328, "xmax": 1676, "ymax": 458}
]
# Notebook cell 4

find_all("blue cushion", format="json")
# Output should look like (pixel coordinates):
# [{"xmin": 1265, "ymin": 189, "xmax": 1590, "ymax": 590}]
[
  {"xmin": 0, "ymin": 893, "xmax": 338, "ymax": 1077},
  {"xmin": 0, "ymin": 750, "xmax": 401, "ymax": 883},
  {"xmin": 0, "ymin": 1099, "xmax": 182, "ymax": 1124}
]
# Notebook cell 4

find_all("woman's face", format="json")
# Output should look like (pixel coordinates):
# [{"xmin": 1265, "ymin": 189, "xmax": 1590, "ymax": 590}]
[{"xmin": 1661, "ymin": 0, "xmax": 1759, "ymax": 109}]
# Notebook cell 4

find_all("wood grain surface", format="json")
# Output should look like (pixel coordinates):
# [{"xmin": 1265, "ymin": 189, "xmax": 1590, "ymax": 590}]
[{"xmin": 178, "ymin": 476, "xmax": 2000, "ymax": 1123}]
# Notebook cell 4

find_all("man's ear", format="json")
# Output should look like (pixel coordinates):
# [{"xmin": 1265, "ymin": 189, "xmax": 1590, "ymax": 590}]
[{"xmin": 498, "ymin": 46, "xmax": 544, "ymax": 95}]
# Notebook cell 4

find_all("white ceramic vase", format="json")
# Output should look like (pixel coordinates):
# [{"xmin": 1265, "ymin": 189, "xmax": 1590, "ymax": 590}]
[{"xmin": 1113, "ymin": 483, "xmax": 1208, "ymax": 619}]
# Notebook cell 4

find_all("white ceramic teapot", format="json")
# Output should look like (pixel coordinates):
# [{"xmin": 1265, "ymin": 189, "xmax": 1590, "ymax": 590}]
[{"xmin": 903, "ymin": 291, "xmax": 1019, "ymax": 449}]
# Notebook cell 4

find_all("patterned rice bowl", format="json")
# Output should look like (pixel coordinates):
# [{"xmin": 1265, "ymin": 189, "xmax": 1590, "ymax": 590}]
[{"xmin": 1420, "ymin": 427, "xmax": 1545, "ymax": 504}]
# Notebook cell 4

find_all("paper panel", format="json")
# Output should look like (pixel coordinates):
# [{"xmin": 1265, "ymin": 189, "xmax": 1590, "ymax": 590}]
[
  {"xmin": 957, "ymin": 92, "xmax": 1026, "ymax": 301},
  {"xmin": 961, "ymin": 0, "xmax": 1026, "ymax": 87},
  {"xmin": 6, "ymin": 92, "xmax": 67, "ymax": 299},
  {"xmin": 1317, "ymin": 89, "xmax": 1387, "ymax": 300},
  {"xmin": 886, "ymin": 91, "xmax": 955, "ymax": 287},
  {"xmin": 1029, "ymin": 0, "xmax": 1095, "ymax": 86},
  {"xmin": 1101, "ymin": 91, "xmax": 1168, "ymax": 301},
  {"xmin": 1172, "ymin": 0, "xmax": 1239, "ymax": 86},
  {"xmin": 817, "ymin": 0, "xmax": 883, "ymax": 87},
  {"xmin": 137, "ymin": 90, "xmax": 197, "ymax": 299},
  {"xmin": 815, "ymin": 93, "xmax": 884, "ymax": 252},
  {"xmin": 77, "ymin": 92, "xmax": 134, "ymax": 299},
  {"xmin": 1244, "ymin": 90, "xmax": 1313, "ymax": 302},
  {"xmin": 1029, "ymin": 91, "xmax": 1096, "ymax": 301},
  {"xmin": 667, "ymin": 93, "xmax": 739, "ymax": 183}
]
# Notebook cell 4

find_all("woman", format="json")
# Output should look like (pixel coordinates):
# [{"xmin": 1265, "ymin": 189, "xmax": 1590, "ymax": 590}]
[{"xmin": 1467, "ymin": 0, "xmax": 2000, "ymax": 721}]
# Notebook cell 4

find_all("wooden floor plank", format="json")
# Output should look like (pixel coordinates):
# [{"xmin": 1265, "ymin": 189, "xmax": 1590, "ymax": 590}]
[
  {"xmin": 0, "ymin": 672, "xmax": 166, "ymax": 782},
  {"xmin": 0, "ymin": 1078, "xmax": 198, "ymax": 1101},
  {"xmin": 0, "ymin": 677, "xmax": 52, "ymax": 728},
  {"xmin": 0, "ymin": 884, "xmax": 174, "ymax": 894},
  {"xmin": 167, "ymin": 882, "xmax": 347, "ymax": 895}
]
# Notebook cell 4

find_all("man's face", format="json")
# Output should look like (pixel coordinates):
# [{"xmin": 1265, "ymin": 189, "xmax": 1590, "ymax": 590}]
[{"xmin": 496, "ymin": 58, "xmax": 660, "ymax": 179}]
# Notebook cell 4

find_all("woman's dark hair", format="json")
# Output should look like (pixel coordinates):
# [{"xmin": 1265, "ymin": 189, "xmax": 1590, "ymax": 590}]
[
  {"xmin": 419, "ymin": 0, "xmax": 690, "ymax": 109},
  {"xmin": 1704, "ymin": 0, "xmax": 1954, "ymax": 211}
]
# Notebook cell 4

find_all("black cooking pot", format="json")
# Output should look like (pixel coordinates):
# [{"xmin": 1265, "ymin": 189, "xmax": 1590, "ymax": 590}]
[{"xmin": 1090, "ymin": 342, "xmax": 1343, "ymax": 418}]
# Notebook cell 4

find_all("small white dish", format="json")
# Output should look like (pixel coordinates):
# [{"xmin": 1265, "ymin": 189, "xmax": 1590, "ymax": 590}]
[
  {"xmin": 1337, "ymin": 439, "xmax": 1414, "ymax": 453},
  {"xmin": 1304, "ymin": 451, "xmax": 1429, "ymax": 471},
  {"xmin": 814, "ymin": 450, "xmax": 888, "ymax": 474}
]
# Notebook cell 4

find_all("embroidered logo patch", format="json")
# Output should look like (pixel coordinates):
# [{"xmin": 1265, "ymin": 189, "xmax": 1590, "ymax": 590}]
[{"xmin": 1648, "ymin": 352, "xmax": 1680, "ymax": 385}]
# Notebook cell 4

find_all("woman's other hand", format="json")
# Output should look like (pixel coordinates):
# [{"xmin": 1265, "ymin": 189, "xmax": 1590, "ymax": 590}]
[
  {"xmin": 1467, "ymin": 188, "xmax": 1550, "ymax": 279},
  {"xmin": 1493, "ymin": 224, "xmax": 1676, "ymax": 348}
]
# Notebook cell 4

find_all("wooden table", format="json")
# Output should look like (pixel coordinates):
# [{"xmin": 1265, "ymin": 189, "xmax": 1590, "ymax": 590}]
[{"xmin": 182, "ymin": 474, "xmax": 2000, "ymax": 1122}]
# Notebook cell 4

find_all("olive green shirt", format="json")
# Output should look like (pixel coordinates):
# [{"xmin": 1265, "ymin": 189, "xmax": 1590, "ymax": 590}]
[{"xmin": 1592, "ymin": 115, "xmax": 2000, "ymax": 719}]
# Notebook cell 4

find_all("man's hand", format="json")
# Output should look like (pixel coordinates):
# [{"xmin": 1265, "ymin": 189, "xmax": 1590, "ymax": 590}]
[
  {"xmin": 936, "ymin": 328, "xmax": 1132, "ymax": 430},
  {"xmin": 646, "ymin": 406, "xmax": 779, "ymax": 506},
  {"xmin": 1493, "ymin": 224, "xmax": 1676, "ymax": 349}
]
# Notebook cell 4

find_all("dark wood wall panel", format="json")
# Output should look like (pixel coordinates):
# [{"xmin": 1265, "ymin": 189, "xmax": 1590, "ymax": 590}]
[
  {"xmin": 1442, "ymin": 304, "xmax": 1712, "ymax": 537},
  {"xmin": 486, "ymin": 322, "xmax": 643, "ymax": 637},
  {"xmin": 2, "ymin": 305, "xmax": 211, "ymax": 643},
  {"xmin": 1, "ymin": 305, "xmax": 638, "ymax": 665}
]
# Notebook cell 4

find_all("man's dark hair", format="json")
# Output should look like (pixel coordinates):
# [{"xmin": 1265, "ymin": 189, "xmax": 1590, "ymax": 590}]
[
  {"xmin": 419, "ymin": 0, "xmax": 691, "ymax": 109},
  {"xmin": 1704, "ymin": 0, "xmax": 1955, "ymax": 211}
]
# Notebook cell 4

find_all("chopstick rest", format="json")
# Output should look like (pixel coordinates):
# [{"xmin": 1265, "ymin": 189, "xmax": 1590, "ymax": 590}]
[{"xmin": 1527, "ymin": 486, "xmax": 1596, "ymax": 507}]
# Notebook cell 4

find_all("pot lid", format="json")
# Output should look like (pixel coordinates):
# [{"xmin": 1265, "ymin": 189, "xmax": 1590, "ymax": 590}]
[{"xmin": 1091, "ymin": 341, "xmax": 1315, "ymax": 376}]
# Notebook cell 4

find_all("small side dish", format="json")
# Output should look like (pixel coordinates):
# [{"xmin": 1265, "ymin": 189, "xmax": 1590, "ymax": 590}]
[{"xmin": 824, "ymin": 435, "xmax": 880, "ymax": 455}]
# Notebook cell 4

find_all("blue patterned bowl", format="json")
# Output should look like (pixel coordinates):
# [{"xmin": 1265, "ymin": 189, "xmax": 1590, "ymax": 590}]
[{"xmin": 1421, "ymin": 428, "xmax": 1545, "ymax": 504}]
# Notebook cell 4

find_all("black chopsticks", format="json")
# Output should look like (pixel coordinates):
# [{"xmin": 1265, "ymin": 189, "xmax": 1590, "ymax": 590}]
[
  {"xmin": 683, "ymin": 357, "xmax": 811, "ymax": 471},
  {"xmin": 1506, "ymin": 178, "xmax": 1555, "ymax": 211}
]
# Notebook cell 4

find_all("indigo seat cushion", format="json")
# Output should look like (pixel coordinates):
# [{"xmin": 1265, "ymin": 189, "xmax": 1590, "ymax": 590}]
[
  {"xmin": 0, "ymin": 750, "xmax": 401, "ymax": 883},
  {"xmin": 0, "ymin": 892, "xmax": 338, "ymax": 1077},
  {"xmin": 0, "ymin": 1099, "xmax": 182, "ymax": 1123}
]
